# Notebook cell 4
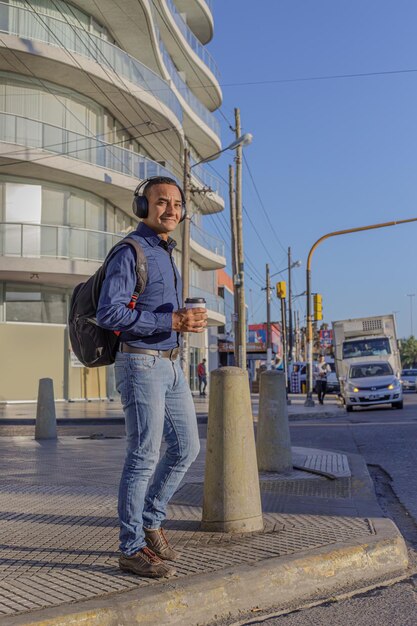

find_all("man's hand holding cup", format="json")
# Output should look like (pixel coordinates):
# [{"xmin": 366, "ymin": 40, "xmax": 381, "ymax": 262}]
[{"xmin": 172, "ymin": 297, "xmax": 207, "ymax": 333}]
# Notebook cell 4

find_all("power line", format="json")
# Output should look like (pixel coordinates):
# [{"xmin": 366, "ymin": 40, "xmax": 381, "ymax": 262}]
[
  {"xmin": 243, "ymin": 153, "xmax": 287, "ymax": 255},
  {"xmin": 206, "ymin": 161, "xmax": 285, "ymax": 273}
]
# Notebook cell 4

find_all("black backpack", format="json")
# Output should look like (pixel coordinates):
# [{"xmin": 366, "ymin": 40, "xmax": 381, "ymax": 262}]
[{"xmin": 69, "ymin": 237, "xmax": 147, "ymax": 368}]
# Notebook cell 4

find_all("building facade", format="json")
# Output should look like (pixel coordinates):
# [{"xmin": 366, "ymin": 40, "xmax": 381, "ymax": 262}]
[{"xmin": 0, "ymin": 0, "xmax": 226, "ymax": 401}]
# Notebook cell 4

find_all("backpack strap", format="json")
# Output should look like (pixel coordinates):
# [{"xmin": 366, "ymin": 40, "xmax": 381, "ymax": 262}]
[
  {"xmin": 122, "ymin": 237, "xmax": 148, "ymax": 309},
  {"xmin": 103, "ymin": 236, "xmax": 148, "ymax": 307}
]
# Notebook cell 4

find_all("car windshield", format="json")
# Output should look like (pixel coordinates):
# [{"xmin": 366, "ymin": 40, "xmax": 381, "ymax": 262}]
[
  {"xmin": 350, "ymin": 363, "xmax": 393, "ymax": 378},
  {"xmin": 343, "ymin": 338, "xmax": 391, "ymax": 359}
]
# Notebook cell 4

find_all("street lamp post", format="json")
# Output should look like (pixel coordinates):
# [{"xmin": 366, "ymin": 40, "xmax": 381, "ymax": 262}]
[
  {"xmin": 181, "ymin": 131, "xmax": 253, "ymax": 380},
  {"xmin": 407, "ymin": 293, "xmax": 415, "ymax": 337},
  {"xmin": 304, "ymin": 216, "xmax": 417, "ymax": 407}
]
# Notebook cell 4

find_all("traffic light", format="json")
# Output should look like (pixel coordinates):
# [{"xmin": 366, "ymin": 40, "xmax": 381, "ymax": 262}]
[
  {"xmin": 276, "ymin": 281, "xmax": 286, "ymax": 299},
  {"xmin": 314, "ymin": 293, "xmax": 323, "ymax": 321}
]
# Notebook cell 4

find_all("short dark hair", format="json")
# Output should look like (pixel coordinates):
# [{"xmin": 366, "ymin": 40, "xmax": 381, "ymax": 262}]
[{"xmin": 143, "ymin": 176, "xmax": 183, "ymax": 199}]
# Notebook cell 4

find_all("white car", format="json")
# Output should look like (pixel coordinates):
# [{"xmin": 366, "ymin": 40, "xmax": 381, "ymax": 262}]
[
  {"xmin": 400, "ymin": 368, "xmax": 417, "ymax": 392},
  {"xmin": 344, "ymin": 361, "xmax": 403, "ymax": 412}
]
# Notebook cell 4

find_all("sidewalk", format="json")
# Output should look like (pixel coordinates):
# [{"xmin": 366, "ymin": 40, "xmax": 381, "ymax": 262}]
[
  {"xmin": 0, "ymin": 394, "xmax": 343, "ymax": 424},
  {"xmin": 0, "ymin": 415, "xmax": 408, "ymax": 626}
]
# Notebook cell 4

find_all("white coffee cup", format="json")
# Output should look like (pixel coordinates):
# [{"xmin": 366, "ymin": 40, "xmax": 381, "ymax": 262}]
[{"xmin": 185, "ymin": 297, "xmax": 206, "ymax": 309}]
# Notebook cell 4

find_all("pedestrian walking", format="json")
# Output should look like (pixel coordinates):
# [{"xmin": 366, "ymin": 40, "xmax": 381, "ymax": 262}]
[
  {"xmin": 314, "ymin": 355, "xmax": 331, "ymax": 404},
  {"xmin": 290, "ymin": 364, "xmax": 301, "ymax": 394},
  {"xmin": 97, "ymin": 176, "xmax": 207, "ymax": 579},
  {"xmin": 197, "ymin": 358, "xmax": 207, "ymax": 396}
]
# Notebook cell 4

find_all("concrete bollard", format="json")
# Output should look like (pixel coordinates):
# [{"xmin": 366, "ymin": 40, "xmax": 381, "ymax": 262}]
[
  {"xmin": 202, "ymin": 367, "xmax": 263, "ymax": 533},
  {"xmin": 35, "ymin": 378, "xmax": 57, "ymax": 440},
  {"xmin": 256, "ymin": 370, "xmax": 292, "ymax": 473}
]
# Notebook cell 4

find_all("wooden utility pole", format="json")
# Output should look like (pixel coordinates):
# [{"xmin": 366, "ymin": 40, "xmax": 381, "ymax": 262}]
[
  {"xmin": 234, "ymin": 107, "xmax": 246, "ymax": 370},
  {"xmin": 280, "ymin": 295, "xmax": 288, "ymax": 384},
  {"xmin": 266, "ymin": 263, "xmax": 272, "ymax": 369},
  {"xmin": 229, "ymin": 165, "xmax": 239, "ymax": 362},
  {"xmin": 287, "ymin": 246, "xmax": 293, "ymax": 363},
  {"xmin": 181, "ymin": 147, "xmax": 191, "ymax": 378}
]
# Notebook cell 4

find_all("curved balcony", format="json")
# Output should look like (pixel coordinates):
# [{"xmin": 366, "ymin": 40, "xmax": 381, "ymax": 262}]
[
  {"xmin": 0, "ymin": 111, "xmax": 178, "ymax": 208},
  {"xmin": 0, "ymin": 222, "xmax": 124, "ymax": 286},
  {"xmin": 166, "ymin": 0, "xmax": 219, "ymax": 80},
  {"xmin": 189, "ymin": 285, "xmax": 225, "ymax": 326},
  {"xmin": 0, "ymin": 112, "xmax": 175, "ymax": 177},
  {"xmin": 173, "ymin": 1, "xmax": 214, "ymax": 45},
  {"xmin": 0, "ymin": 2, "xmax": 182, "ymax": 124},
  {"xmin": 190, "ymin": 222, "xmax": 226, "ymax": 270},
  {"xmin": 158, "ymin": 33, "xmax": 220, "ymax": 140},
  {"xmin": 0, "ymin": 222, "xmax": 123, "ymax": 262},
  {"xmin": 156, "ymin": 0, "xmax": 222, "ymax": 111}
]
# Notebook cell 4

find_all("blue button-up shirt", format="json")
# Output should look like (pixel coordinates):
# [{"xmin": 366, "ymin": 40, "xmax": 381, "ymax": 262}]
[{"xmin": 96, "ymin": 222, "xmax": 182, "ymax": 350}]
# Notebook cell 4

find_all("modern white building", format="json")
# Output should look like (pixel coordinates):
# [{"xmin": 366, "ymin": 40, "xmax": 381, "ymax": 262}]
[{"xmin": 0, "ymin": 0, "xmax": 226, "ymax": 401}]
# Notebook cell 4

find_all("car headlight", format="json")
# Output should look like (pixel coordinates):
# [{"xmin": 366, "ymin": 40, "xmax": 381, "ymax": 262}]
[
  {"xmin": 347, "ymin": 384, "xmax": 359, "ymax": 393},
  {"xmin": 388, "ymin": 380, "xmax": 401, "ymax": 390}
]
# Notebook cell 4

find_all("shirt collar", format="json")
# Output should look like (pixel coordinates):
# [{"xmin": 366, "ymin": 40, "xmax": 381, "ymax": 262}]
[{"xmin": 136, "ymin": 222, "xmax": 177, "ymax": 251}]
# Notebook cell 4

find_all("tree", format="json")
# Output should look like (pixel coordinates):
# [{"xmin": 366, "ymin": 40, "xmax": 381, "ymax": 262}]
[{"xmin": 399, "ymin": 336, "xmax": 417, "ymax": 367}]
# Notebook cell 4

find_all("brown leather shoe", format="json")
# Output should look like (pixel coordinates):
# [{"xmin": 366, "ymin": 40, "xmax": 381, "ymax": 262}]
[
  {"xmin": 119, "ymin": 546, "xmax": 176, "ymax": 578},
  {"xmin": 144, "ymin": 527, "xmax": 179, "ymax": 561}
]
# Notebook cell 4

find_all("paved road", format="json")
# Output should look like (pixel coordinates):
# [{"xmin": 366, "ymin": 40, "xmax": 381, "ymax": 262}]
[{"xmin": 226, "ymin": 393, "xmax": 417, "ymax": 626}]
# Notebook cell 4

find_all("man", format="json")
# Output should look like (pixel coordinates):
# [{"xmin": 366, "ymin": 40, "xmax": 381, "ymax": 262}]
[
  {"xmin": 197, "ymin": 358, "xmax": 207, "ymax": 397},
  {"xmin": 97, "ymin": 177, "xmax": 207, "ymax": 579},
  {"xmin": 314, "ymin": 355, "xmax": 331, "ymax": 405}
]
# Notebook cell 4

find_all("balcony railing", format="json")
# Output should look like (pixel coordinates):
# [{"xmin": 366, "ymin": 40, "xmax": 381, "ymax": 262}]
[
  {"xmin": 157, "ymin": 32, "xmax": 220, "ymax": 136},
  {"xmin": 0, "ymin": 1, "xmax": 182, "ymax": 123},
  {"xmin": 0, "ymin": 222, "xmax": 124, "ymax": 263},
  {"xmin": 165, "ymin": 0, "xmax": 220, "ymax": 81},
  {"xmin": 190, "ymin": 223, "xmax": 225, "ymax": 257},
  {"xmin": 189, "ymin": 285, "xmax": 225, "ymax": 315},
  {"xmin": 0, "ymin": 112, "xmax": 177, "ymax": 181},
  {"xmin": 190, "ymin": 158, "xmax": 225, "ymax": 198}
]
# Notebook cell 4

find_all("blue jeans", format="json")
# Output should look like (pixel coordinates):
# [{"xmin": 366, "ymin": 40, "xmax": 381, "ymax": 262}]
[{"xmin": 115, "ymin": 352, "xmax": 200, "ymax": 556}]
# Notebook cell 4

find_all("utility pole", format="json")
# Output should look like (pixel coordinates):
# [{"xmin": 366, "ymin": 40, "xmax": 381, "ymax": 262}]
[
  {"xmin": 407, "ymin": 293, "xmax": 415, "ymax": 337},
  {"xmin": 287, "ymin": 246, "xmax": 293, "ymax": 362},
  {"xmin": 234, "ymin": 107, "xmax": 246, "ymax": 370},
  {"xmin": 181, "ymin": 147, "xmax": 191, "ymax": 378},
  {"xmin": 280, "ymin": 295, "xmax": 288, "ymax": 383},
  {"xmin": 266, "ymin": 263, "xmax": 272, "ymax": 369},
  {"xmin": 295, "ymin": 311, "xmax": 300, "ymax": 361},
  {"xmin": 229, "ymin": 164, "xmax": 239, "ymax": 362}
]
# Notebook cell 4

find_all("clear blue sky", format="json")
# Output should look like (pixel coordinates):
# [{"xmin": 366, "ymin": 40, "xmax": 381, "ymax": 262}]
[{"xmin": 204, "ymin": 0, "xmax": 417, "ymax": 339}]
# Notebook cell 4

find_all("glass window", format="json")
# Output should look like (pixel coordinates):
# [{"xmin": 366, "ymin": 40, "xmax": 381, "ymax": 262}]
[
  {"xmin": 5, "ymin": 283, "xmax": 67, "ymax": 324},
  {"xmin": 106, "ymin": 203, "xmax": 115, "ymax": 232},
  {"xmin": 41, "ymin": 92, "xmax": 64, "ymax": 128},
  {"xmin": 343, "ymin": 338, "xmax": 391, "ymax": 359},
  {"xmin": 42, "ymin": 187, "xmax": 66, "ymax": 225},
  {"xmin": 350, "ymin": 363, "xmax": 393, "ymax": 379},
  {"xmin": 115, "ymin": 208, "xmax": 134, "ymax": 235},
  {"xmin": 85, "ymin": 197, "xmax": 105, "ymax": 231},
  {"xmin": 68, "ymin": 193, "xmax": 86, "ymax": 228}
]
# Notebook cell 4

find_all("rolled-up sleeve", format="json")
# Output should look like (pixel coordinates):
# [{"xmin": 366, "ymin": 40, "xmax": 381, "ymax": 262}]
[{"xmin": 96, "ymin": 246, "xmax": 173, "ymax": 335}]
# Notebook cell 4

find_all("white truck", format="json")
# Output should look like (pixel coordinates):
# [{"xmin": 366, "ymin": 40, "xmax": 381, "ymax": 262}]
[{"xmin": 332, "ymin": 315, "xmax": 402, "ymax": 410}]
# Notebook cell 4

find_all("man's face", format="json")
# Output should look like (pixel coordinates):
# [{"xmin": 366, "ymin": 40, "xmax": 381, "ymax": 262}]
[{"xmin": 142, "ymin": 183, "xmax": 183, "ymax": 239}]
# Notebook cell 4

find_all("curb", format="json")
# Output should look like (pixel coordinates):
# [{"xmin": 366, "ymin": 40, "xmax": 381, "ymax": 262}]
[{"xmin": 1, "ymin": 518, "xmax": 408, "ymax": 626}]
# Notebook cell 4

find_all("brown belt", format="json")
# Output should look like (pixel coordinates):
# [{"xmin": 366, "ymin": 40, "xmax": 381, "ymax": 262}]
[{"xmin": 119, "ymin": 344, "xmax": 180, "ymax": 361}]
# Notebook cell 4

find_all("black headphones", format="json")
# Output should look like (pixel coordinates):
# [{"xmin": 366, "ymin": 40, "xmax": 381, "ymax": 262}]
[{"xmin": 132, "ymin": 176, "xmax": 187, "ymax": 222}]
